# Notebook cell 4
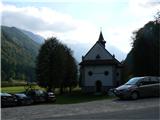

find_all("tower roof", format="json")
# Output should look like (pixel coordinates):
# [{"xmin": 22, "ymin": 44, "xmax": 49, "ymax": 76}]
[
  {"xmin": 97, "ymin": 31, "xmax": 106, "ymax": 47},
  {"xmin": 98, "ymin": 31, "xmax": 104, "ymax": 41}
]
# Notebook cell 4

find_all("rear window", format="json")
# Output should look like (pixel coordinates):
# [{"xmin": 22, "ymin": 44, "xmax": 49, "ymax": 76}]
[
  {"xmin": 35, "ymin": 90, "xmax": 45, "ymax": 96},
  {"xmin": 16, "ymin": 94, "xmax": 27, "ymax": 97}
]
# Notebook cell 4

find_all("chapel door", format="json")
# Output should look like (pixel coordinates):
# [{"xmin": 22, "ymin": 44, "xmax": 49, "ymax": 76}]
[{"xmin": 96, "ymin": 80, "xmax": 102, "ymax": 92}]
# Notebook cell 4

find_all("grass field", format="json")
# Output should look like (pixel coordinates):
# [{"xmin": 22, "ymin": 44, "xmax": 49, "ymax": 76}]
[
  {"xmin": 1, "ymin": 85, "xmax": 44, "ymax": 93},
  {"xmin": 55, "ymin": 91, "xmax": 114, "ymax": 104},
  {"xmin": 1, "ymin": 86, "xmax": 115, "ymax": 104}
]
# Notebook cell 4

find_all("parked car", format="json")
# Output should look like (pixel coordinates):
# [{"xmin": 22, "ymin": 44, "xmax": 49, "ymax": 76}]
[
  {"xmin": 45, "ymin": 92, "xmax": 56, "ymax": 102},
  {"xmin": 25, "ymin": 89, "xmax": 56, "ymax": 103},
  {"xmin": 113, "ymin": 76, "xmax": 160, "ymax": 100},
  {"xmin": 1, "ymin": 92, "xmax": 17, "ymax": 107},
  {"xmin": 14, "ymin": 93, "xmax": 33, "ymax": 106}
]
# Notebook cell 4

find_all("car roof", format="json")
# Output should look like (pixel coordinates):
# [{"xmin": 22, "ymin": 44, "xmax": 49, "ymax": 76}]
[{"xmin": 15, "ymin": 93, "xmax": 26, "ymax": 96}]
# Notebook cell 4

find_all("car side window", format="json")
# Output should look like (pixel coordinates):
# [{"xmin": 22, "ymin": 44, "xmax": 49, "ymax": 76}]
[
  {"xmin": 139, "ymin": 79, "xmax": 150, "ymax": 86},
  {"xmin": 139, "ymin": 81, "xmax": 147, "ymax": 86},
  {"xmin": 148, "ymin": 81, "xmax": 159, "ymax": 84}
]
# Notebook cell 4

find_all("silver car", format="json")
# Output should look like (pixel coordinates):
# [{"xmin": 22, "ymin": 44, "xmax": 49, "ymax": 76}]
[{"xmin": 113, "ymin": 76, "xmax": 160, "ymax": 100}]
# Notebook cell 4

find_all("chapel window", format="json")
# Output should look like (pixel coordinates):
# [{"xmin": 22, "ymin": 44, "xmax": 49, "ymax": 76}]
[
  {"xmin": 88, "ymin": 71, "xmax": 93, "ymax": 76},
  {"xmin": 104, "ymin": 71, "xmax": 109, "ymax": 76}
]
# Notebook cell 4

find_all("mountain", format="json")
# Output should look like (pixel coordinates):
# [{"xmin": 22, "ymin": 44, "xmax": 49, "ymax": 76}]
[
  {"xmin": 1, "ymin": 26, "xmax": 40, "ymax": 82},
  {"xmin": 21, "ymin": 29, "xmax": 45, "ymax": 44},
  {"xmin": 67, "ymin": 43, "xmax": 127, "ymax": 63}
]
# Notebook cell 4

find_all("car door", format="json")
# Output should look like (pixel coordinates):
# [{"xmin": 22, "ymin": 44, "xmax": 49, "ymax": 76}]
[
  {"xmin": 149, "ymin": 78, "xmax": 160, "ymax": 97},
  {"xmin": 138, "ymin": 78, "xmax": 153, "ymax": 97}
]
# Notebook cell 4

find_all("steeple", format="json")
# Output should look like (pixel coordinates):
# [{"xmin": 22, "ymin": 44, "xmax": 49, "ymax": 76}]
[{"xmin": 98, "ymin": 30, "xmax": 106, "ymax": 47}]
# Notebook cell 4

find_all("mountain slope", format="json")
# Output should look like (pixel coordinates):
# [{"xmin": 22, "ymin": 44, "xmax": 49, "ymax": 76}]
[
  {"xmin": 1, "ymin": 26, "xmax": 40, "ymax": 82},
  {"xmin": 21, "ymin": 29, "xmax": 44, "ymax": 44}
]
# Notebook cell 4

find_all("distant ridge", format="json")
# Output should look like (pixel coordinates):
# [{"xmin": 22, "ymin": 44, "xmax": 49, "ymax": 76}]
[{"xmin": 21, "ymin": 29, "xmax": 45, "ymax": 44}]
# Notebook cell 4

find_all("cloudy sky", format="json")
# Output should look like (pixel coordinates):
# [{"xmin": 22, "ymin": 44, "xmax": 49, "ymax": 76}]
[{"xmin": 1, "ymin": 0, "xmax": 160, "ymax": 61}]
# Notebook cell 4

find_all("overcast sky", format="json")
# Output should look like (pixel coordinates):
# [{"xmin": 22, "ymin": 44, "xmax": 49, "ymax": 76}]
[{"xmin": 1, "ymin": 0, "xmax": 160, "ymax": 60}]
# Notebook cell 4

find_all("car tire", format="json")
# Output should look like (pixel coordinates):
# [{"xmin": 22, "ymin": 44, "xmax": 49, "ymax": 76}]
[{"xmin": 131, "ymin": 92, "xmax": 139, "ymax": 100}]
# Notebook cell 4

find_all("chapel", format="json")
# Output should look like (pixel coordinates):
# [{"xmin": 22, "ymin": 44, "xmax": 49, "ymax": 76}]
[{"xmin": 79, "ymin": 31, "xmax": 122, "ymax": 93}]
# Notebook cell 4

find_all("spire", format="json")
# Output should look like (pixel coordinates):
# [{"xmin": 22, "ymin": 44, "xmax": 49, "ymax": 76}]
[{"xmin": 98, "ymin": 30, "xmax": 106, "ymax": 47}]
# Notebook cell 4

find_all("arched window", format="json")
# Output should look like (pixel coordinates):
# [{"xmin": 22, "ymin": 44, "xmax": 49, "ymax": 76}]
[{"xmin": 104, "ymin": 71, "xmax": 109, "ymax": 76}]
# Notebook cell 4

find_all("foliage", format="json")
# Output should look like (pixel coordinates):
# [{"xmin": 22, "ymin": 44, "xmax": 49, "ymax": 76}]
[
  {"xmin": 132, "ymin": 21, "xmax": 160, "ymax": 76},
  {"xmin": 1, "ymin": 26, "xmax": 40, "ymax": 82},
  {"xmin": 124, "ymin": 12, "xmax": 160, "ymax": 78},
  {"xmin": 36, "ymin": 37, "xmax": 78, "ymax": 93}
]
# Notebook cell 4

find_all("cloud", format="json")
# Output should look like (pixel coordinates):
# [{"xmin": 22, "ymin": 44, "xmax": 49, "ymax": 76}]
[
  {"xmin": 138, "ymin": 0, "xmax": 160, "ymax": 7},
  {"xmin": 1, "ymin": 4, "xmax": 76, "ymax": 32},
  {"xmin": 128, "ymin": 0, "xmax": 160, "ymax": 18},
  {"xmin": 105, "ymin": 0, "xmax": 160, "ymax": 53},
  {"xmin": 1, "ymin": 3, "xmax": 99, "ymax": 45}
]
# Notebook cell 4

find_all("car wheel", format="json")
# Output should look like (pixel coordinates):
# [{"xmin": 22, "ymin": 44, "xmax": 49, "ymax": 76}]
[{"xmin": 131, "ymin": 92, "xmax": 139, "ymax": 100}]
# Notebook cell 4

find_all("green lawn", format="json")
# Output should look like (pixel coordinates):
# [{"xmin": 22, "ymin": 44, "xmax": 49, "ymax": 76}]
[
  {"xmin": 55, "ymin": 90, "xmax": 114, "ymax": 104},
  {"xmin": 1, "ymin": 85, "xmax": 44, "ymax": 93}
]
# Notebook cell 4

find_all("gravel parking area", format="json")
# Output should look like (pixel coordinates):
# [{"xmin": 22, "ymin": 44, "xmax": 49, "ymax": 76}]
[{"xmin": 1, "ymin": 98, "xmax": 160, "ymax": 120}]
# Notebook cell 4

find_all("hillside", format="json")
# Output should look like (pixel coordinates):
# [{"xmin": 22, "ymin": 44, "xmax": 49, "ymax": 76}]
[
  {"xmin": 1, "ymin": 26, "xmax": 40, "ymax": 82},
  {"xmin": 21, "ymin": 29, "xmax": 44, "ymax": 44}
]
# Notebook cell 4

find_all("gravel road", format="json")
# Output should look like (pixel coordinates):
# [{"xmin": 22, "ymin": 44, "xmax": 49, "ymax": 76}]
[{"xmin": 1, "ymin": 98, "xmax": 160, "ymax": 120}]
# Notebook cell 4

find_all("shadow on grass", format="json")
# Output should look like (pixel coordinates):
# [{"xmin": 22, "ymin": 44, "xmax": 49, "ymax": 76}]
[{"xmin": 54, "ymin": 90, "xmax": 115, "ymax": 104}]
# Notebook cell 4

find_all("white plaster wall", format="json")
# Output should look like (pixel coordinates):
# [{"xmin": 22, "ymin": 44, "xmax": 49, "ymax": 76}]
[
  {"xmin": 84, "ymin": 66, "xmax": 113, "ymax": 86},
  {"xmin": 84, "ymin": 43, "xmax": 113, "ymax": 60}
]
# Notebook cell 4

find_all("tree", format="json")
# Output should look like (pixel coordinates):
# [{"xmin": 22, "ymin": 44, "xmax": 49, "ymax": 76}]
[
  {"xmin": 63, "ymin": 47, "xmax": 78, "ymax": 93},
  {"xmin": 36, "ymin": 37, "xmax": 77, "ymax": 93},
  {"xmin": 131, "ymin": 12, "xmax": 160, "ymax": 76}
]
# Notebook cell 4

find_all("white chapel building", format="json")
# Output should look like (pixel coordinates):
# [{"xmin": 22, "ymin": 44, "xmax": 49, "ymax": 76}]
[{"xmin": 79, "ymin": 31, "xmax": 122, "ymax": 93}]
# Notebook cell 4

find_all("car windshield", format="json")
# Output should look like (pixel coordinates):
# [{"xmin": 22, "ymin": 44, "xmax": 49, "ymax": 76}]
[
  {"xmin": 16, "ymin": 94, "xmax": 27, "ymax": 97},
  {"xmin": 35, "ymin": 90, "xmax": 45, "ymax": 95},
  {"xmin": 0, "ymin": 93, "xmax": 12, "ymax": 96},
  {"xmin": 125, "ymin": 77, "xmax": 144, "ymax": 85}
]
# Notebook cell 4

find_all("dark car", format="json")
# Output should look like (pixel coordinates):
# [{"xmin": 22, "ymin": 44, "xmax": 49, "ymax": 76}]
[
  {"xmin": 1, "ymin": 93, "xmax": 17, "ymax": 107},
  {"xmin": 26, "ymin": 89, "xmax": 56, "ymax": 103},
  {"xmin": 113, "ymin": 76, "xmax": 160, "ymax": 100},
  {"xmin": 26, "ymin": 89, "xmax": 46, "ymax": 103},
  {"xmin": 14, "ymin": 93, "xmax": 33, "ymax": 106},
  {"xmin": 45, "ymin": 92, "xmax": 56, "ymax": 102}
]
